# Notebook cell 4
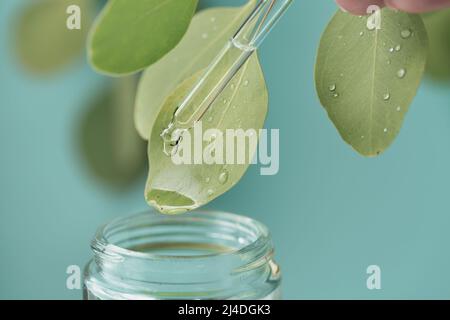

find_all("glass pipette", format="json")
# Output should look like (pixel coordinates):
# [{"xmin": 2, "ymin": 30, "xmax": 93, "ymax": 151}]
[{"xmin": 161, "ymin": 0, "xmax": 293, "ymax": 156}]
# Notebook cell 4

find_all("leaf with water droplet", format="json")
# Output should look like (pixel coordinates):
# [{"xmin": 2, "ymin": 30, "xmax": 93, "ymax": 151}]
[
  {"xmin": 14, "ymin": 0, "xmax": 93, "ymax": 74},
  {"xmin": 145, "ymin": 55, "xmax": 268, "ymax": 214},
  {"xmin": 135, "ymin": 2, "xmax": 257, "ymax": 139},
  {"xmin": 315, "ymin": 9, "xmax": 428, "ymax": 156},
  {"xmin": 88, "ymin": 0, "xmax": 198, "ymax": 75},
  {"xmin": 422, "ymin": 10, "xmax": 450, "ymax": 80}
]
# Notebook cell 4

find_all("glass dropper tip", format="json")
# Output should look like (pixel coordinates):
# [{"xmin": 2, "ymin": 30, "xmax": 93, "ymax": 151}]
[{"xmin": 160, "ymin": 123, "xmax": 186, "ymax": 156}]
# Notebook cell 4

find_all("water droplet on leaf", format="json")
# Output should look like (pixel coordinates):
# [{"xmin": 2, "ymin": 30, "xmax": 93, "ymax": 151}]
[
  {"xmin": 397, "ymin": 68, "xmax": 406, "ymax": 79},
  {"xmin": 218, "ymin": 170, "xmax": 229, "ymax": 184},
  {"xmin": 401, "ymin": 29, "xmax": 412, "ymax": 39}
]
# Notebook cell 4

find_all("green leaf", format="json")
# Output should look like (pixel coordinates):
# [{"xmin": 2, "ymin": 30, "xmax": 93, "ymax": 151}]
[
  {"xmin": 145, "ymin": 54, "xmax": 268, "ymax": 214},
  {"xmin": 88, "ymin": 0, "xmax": 198, "ymax": 75},
  {"xmin": 422, "ymin": 10, "xmax": 450, "ymax": 80},
  {"xmin": 135, "ymin": 2, "xmax": 256, "ymax": 140},
  {"xmin": 14, "ymin": 0, "xmax": 93, "ymax": 74},
  {"xmin": 78, "ymin": 77, "xmax": 147, "ymax": 189},
  {"xmin": 315, "ymin": 9, "xmax": 428, "ymax": 157}
]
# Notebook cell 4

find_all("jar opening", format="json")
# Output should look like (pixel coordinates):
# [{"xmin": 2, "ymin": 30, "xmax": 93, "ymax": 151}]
[{"xmin": 93, "ymin": 210, "xmax": 271, "ymax": 261}]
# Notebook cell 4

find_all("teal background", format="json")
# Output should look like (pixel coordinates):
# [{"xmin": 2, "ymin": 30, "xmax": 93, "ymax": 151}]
[{"xmin": 1, "ymin": 0, "xmax": 450, "ymax": 299}]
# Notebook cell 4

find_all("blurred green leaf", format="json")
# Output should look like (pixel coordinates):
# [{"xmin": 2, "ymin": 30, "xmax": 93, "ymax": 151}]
[
  {"xmin": 145, "ymin": 54, "xmax": 268, "ymax": 214},
  {"xmin": 15, "ymin": 0, "xmax": 93, "ymax": 74},
  {"xmin": 422, "ymin": 9, "xmax": 450, "ymax": 80},
  {"xmin": 78, "ymin": 77, "xmax": 147, "ymax": 189},
  {"xmin": 135, "ymin": 2, "xmax": 256, "ymax": 140},
  {"xmin": 315, "ymin": 9, "xmax": 428, "ymax": 157},
  {"xmin": 88, "ymin": 0, "xmax": 198, "ymax": 75}
]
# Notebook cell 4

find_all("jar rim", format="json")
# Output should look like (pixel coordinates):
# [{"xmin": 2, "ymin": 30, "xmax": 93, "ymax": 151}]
[{"xmin": 92, "ymin": 210, "xmax": 272, "ymax": 263}]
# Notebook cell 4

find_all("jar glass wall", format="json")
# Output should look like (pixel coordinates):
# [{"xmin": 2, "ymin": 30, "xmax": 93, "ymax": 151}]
[{"xmin": 84, "ymin": 211, "xmax": 281, "ymax": 300}]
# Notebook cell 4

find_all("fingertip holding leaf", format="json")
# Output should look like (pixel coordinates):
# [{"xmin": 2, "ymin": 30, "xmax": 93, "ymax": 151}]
[
  {"xmin": 15, "ymin": 0, "xmax": 93, "ymax": 74},
  {"xmin": 135, "ymin": 2, "xmax": 257, "ymax": 140},
  {"xmin": 145, "ymin": 55, "xmax": 268, "ymax": 214},
  {"xmin": 88, "ymin": 0, "xmax": 198, "ymax": 75},
  {"xmin": 315, "ymin": 9, "xmax": 428, "ymax": 157}
]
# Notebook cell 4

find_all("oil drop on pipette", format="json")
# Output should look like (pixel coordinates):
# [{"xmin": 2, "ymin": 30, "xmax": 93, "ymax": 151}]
[{"xmin": 160, "ymin": 0, "xmax": 293, "ymax": 156}]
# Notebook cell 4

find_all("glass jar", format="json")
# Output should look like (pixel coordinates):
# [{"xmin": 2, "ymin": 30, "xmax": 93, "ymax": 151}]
[{"xmin": 84, "ymin": 211, "xmax": 281, "ymax": 300}]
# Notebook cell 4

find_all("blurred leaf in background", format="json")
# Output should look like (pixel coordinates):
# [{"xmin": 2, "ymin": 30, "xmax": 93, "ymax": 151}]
[
  {"xmin": 88, "ymin": 0, "xmax": 198, "ymax": 75},
  {"xmin": 14, "ymin": 0, "xmax": 94, "ymax": 74},
  {"xmin": 423, "ymin": 9, "xmax": 450, "ymax": 81},
  {"xmin": 78, "ymin": 76, "xmax": 147, "ymax": 190}
]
